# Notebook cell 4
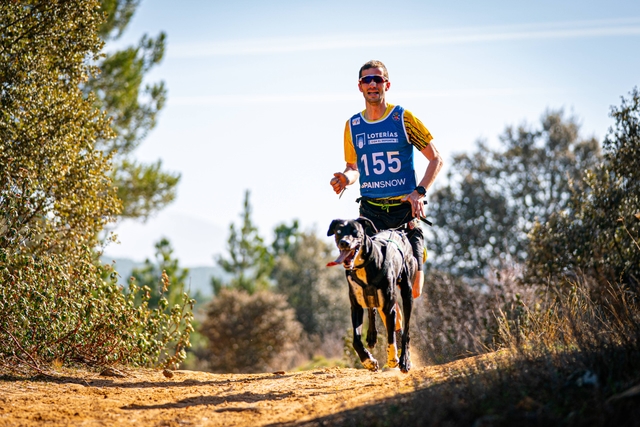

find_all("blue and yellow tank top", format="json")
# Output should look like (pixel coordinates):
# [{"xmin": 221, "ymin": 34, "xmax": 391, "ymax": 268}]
[{"xmin": 348, "ymin": 105, "xmax": 417, "ymax": 198}]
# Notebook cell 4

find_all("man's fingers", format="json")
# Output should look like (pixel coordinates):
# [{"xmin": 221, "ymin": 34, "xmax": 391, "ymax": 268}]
[
  {"xmin": 330, "ymin": 177, "xmax": 345, "ymax": 194},
  {"xmin": 333, "ymin": 172, "xmax": 347, "ymax": 185}
]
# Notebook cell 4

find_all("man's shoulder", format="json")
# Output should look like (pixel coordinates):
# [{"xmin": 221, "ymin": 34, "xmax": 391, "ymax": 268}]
[
  {"xmin": 391, "ymin": 104, "xmax": 416, "ymax": 120},
  {"xmin": 401, "ymin": 107, "xmax": 426, "ymax": 125}
]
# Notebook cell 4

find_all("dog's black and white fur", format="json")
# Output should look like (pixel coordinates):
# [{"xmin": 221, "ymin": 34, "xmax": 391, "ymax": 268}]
[{"xmin": 327, "ymin": 218, "xmax": 416, "ymax": 372}]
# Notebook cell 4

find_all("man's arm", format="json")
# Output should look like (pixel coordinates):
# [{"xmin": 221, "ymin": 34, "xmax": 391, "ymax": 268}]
[
  {"xmin": 330, "ymin": 120, "xmax": 360, "ymax": 194},
  {"xmin": 402, "ymin": 142, "xmax": 444, "ymax": 217},
  {"xmin": 330, "ymin": 163, "xmax": 359, "ymax": 194}
]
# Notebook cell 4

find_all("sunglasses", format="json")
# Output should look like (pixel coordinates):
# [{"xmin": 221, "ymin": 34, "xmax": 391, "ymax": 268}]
[{"xmin": 359, "ymin": 75, "xmax": 388, "ymax": 84}]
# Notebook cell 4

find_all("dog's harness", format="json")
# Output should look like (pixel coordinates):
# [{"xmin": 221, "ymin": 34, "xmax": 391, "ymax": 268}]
[
  {"xmin": 375, "ymin": 232, "xmax": 406, "ymax": 255},
  {"xmin": 348, "ymin": 231, "xmax": 408, "ymax": 270}
]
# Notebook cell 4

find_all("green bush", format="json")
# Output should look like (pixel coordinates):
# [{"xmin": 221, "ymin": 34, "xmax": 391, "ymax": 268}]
[
  {"xmin": 0, "ymin": 1, "xmax": 192, "ymax": 374},
  {"xmin": 427, "ymin": 110, "xmax": 600, "ymax": 279},
  {"xmin": 0, "ymin": 250, "xmax": 194, "ymax": 373},
  {"xmin": 527, "ymin": 88, "xmax": 640, "ymax": 290}
]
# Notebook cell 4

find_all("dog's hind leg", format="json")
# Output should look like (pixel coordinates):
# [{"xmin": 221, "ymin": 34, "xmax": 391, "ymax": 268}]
[
  {"xmin": 365, "ymin": 308, "xmax": 377, "ymax": 348},
  {"xmin": 398, "ymin": 275, "xmax": 413, "ymax": 373},
  {"xmin": 351, "ymin": 304, "xmax": 379, "ymax": 371},
  {"xmin": 394, "ymin": 301, "xmax": 403, "ymax": 331},
  {"xmin": 394, "ymin": 301, "xmax": 403, "ymax": 359}
]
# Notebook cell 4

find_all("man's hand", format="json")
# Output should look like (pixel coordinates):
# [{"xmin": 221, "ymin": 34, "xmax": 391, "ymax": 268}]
[
  {"xmin": 330, "ymin": 172, "xmax": 348, "ymax": 194},
  {"xmin": 402, "ymin": 191, "xmax": 425, "ymax": 218}
]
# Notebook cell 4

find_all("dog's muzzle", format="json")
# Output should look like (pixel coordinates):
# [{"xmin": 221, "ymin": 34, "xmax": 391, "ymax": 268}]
[{"xmin": 327, "ymin": 239, "xmax": 359, "ymax": 268}]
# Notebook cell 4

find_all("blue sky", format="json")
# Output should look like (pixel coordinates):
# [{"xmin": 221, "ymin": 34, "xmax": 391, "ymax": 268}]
[{"xmin": 103, "ymin": 0, "xmax": 640, "ymax": 266}]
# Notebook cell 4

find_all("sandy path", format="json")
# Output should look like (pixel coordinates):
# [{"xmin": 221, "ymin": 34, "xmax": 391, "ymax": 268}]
[{"xmin": 0, "ymin": 364, "xmax": 454, "ymax": 426}]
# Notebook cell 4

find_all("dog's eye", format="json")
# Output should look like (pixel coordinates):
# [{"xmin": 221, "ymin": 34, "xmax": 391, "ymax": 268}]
[{"xmin": 336, "ymin": 230, "xmax": 343, "ymax": 235}]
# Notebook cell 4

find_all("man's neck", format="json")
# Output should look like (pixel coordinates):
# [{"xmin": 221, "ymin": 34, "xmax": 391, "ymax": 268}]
[{"xmin": 364, "ymin": 101, "xmax": 388, "ymax": 121}]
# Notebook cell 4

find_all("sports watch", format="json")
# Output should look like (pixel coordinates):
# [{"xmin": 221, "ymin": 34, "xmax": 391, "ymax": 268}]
[{"xmin": 414, "ymin": 186, "xmax": 426, "ymax": 196}]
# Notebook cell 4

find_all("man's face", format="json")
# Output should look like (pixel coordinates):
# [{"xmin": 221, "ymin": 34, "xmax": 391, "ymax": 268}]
[{"xmin": 358, "ymin": 67, "xmax": 390, "ymax": 105}]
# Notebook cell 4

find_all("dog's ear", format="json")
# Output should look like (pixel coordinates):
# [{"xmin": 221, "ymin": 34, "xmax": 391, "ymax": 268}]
[
  {"xmin": 327, "ymin": 219, "xmax": 342, "ymax": 236},
  {"xmin": 356, "ymin": 217, "xmax": 378, "ymax": 235}
]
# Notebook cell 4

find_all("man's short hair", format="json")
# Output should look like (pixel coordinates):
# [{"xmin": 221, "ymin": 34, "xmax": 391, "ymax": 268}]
[{"xmin": 359, "ymin": 60, "xmax": 389, "ymax": 80}]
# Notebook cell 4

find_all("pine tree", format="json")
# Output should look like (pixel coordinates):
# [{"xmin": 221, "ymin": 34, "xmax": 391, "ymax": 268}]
[
  {"xmin": 85, "ymin": 0, "xmax": 180, "ymax": 220},
  {"xmin": 212, "ymin": 190, "xmax": 273, "ymax": 294}
]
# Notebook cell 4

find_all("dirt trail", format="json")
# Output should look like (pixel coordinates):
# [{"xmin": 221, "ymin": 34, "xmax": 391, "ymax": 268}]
[{"xmin": 0, "ymin": 360, "xmax": 473, "ymax": 427}]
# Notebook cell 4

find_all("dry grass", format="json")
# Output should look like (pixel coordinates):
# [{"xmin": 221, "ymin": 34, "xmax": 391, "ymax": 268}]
[{"xmin": 295, "ymin": 278, "xmax": 640, "ymax": 427}]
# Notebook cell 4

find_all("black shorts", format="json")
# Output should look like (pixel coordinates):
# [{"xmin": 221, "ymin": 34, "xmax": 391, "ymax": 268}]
[{"xmin": 359, "ymin": 199, "xmax": 425, "ymax": 269}]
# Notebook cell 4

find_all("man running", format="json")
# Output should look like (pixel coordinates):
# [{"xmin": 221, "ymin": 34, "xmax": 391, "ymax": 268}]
[{"xmin": 330, "ymin": 60, "xmax": 443, "ymax": 299}]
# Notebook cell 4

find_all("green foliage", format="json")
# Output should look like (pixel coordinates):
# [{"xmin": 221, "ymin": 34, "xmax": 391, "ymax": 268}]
[
  {"xmin": 429, "ymin": 110, "xmax": 601, "ymax": 279},
  {"xmin": 128, "ymin": 238, "xmax": 197, "ymax": 369},
  {"xmin": 85, "ymin": 0, "xmax": 180, "ymax": 220},
  {"xmin": 0, "ymin": 0, "xmax": 190, "ymax": 374},
  {"xmin": 212, "ymin": 190, "xmax": 273, "ymax": 294},
  {"xmin": 131, "ymin": 237, "xmax": 190, "ymax": 308},
  {"xmin": 113, "ymin": 158, "xmax": 180, "ymax": 220},
  {"xmin": 1, "ymin": 1, "xmax": 120, "ymax": 259},
  {"xmin": 203, "ymin": 198, "xmax": 348, "ymax": 370},
  {"xmin": 98, "ymin": 0, "xmax": 138, "ymax": 39},
  {"xmin": 272, "ymin": 220, "xmax": 300, "ymax": 256},
  {"xmin": 0, "ymin": 249, "xmax": 194, "ymax": 373},
  {"xmin": 527, "ymin": 89, "xmax": 640, "ymax": 288},
  {"xmin": 271, "ymin": 230, "xmax": 349, "ymax": 341},
  {"xmin": 200, "ymin": 288, "xmax": 303, "ymax": 373}
]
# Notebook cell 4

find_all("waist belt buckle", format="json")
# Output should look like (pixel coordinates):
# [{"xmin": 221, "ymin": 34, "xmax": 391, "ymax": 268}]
[
  {"xmin": 386, "ymin": 199, "xmax": 404, "ymax": 211},
  {"xmin": 375, "ymin": 198, "xmax": 401, "ymax": 212}
]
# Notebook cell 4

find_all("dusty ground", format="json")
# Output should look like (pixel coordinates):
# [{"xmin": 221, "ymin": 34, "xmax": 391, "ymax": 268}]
[{"xmin": 0, "ymin": 358, "xmax": 480, "ymax": 427}]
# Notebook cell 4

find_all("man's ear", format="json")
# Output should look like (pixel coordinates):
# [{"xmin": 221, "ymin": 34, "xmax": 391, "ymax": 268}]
[
  {"xmin": 327, "ymin": 219, "xmax": 342, "ymax": 236},
  {"xmin": 356, "ymin": 217, "xmax": 377, "ymax": 235}
]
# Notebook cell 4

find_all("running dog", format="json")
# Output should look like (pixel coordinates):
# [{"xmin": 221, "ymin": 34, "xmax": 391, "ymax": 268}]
[{"xmin": 327, "ymin": 218, "xmax": 416, "ymax": 373}]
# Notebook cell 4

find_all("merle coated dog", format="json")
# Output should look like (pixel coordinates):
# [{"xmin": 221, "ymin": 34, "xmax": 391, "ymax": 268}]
[{"xmin": 327, "ymin": 218, "xmax": 417, "ymax": 373}]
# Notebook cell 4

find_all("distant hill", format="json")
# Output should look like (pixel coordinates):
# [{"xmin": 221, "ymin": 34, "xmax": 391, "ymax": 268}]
[{"xmin": 101, "ymin": 257, "xmax": 222, "ymax": 298}]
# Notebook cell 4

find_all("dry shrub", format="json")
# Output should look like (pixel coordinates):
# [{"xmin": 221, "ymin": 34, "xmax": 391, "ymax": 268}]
[
  {"xmin": 499, "ymin": 277, "xmax": 640, "ymax": 374},
  {"xmin": 312, "ymin": 278, "xmax": 640, "ymax": 427},
  {"xmin": 339, "ymin": 263, "xmax": 541, "ymax": 368},
  {"xmin": 200, "ymin": 288, "xmax": 303, "ymax": 373},
  {"xmin": 413, "ymin": 265, "xmax": 539, "ymax": 364}
]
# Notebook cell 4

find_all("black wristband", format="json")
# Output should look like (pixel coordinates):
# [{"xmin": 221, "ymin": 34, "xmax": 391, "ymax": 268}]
[{"xmin": 415, "ymin": 186, "xmax": 426, "ymax": 196}]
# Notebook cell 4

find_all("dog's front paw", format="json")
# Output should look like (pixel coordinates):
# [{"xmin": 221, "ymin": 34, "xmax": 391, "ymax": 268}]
[{"xmin": 362, "ymin": 358, "xmax": 379, "ymax": 372}]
